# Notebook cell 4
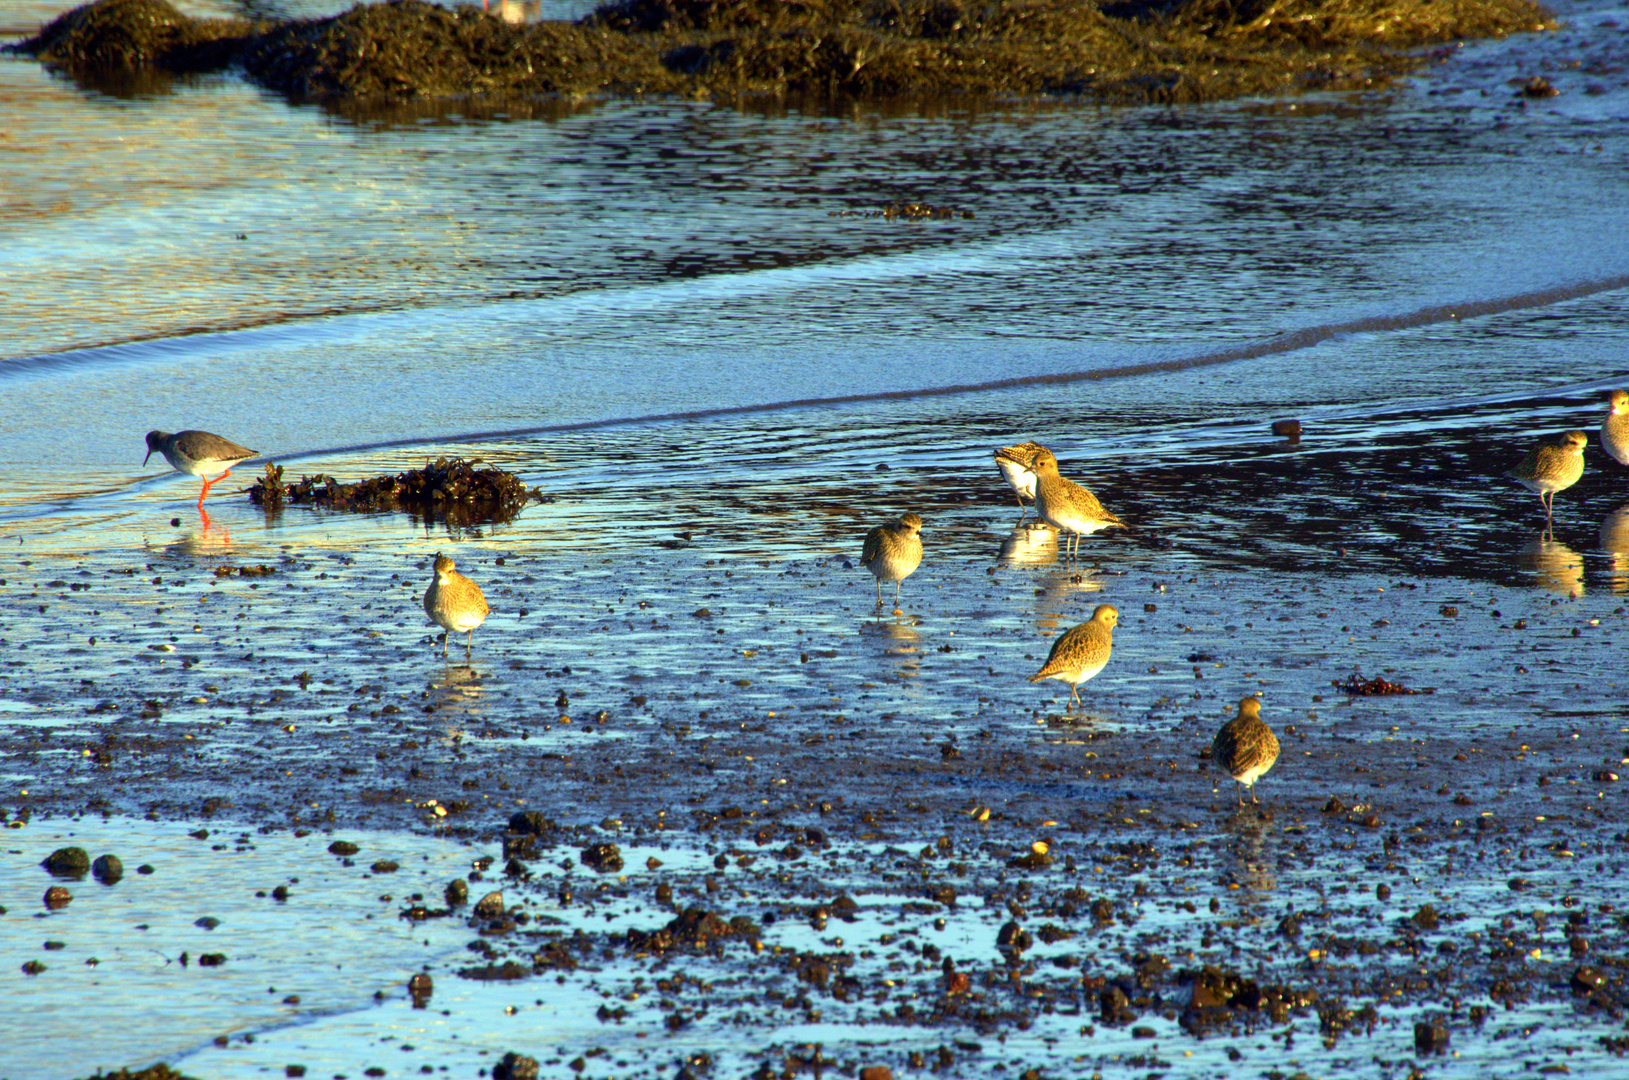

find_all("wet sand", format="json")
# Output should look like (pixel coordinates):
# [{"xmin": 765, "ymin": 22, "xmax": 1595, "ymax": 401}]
[{"xmin": 5, "ymin": 406, "xmax": 1629, "ymax": 1077}]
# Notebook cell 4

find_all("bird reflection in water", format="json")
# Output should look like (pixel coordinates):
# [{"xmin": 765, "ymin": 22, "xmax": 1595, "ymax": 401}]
[
  {"xmin": 1218, "ymin": 813, "xmax": 1278, "ymax": 903},
  {"xmin": 1599, "ymin": 504, "xmax": 1629, "ymax": 594},
  {"xmin": 1514, "ymin": 532, "xmax": 1584, "ymax": 597},
  {"xmin": 859, "ymin": 615, "xmax": 921, "ymax": 678},
  {"xmin": 161, "ymin": 505, "xmax": 234, "ymax": 556},
  {"xmin": 997, "ymin": 522, "xmax": 1058, "ymax": 567},
  {"xmin": 428, "ymin": 664, "xmax": 488, "ymax": 737}
]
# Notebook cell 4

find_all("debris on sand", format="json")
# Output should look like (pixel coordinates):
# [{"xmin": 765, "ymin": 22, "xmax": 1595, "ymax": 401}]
[
  {"xmin": 1333, "ymin": 672, "xmax": 1430, "ymax": 695},
  {"xmin": 248, "ymin": 456, "xmax": 549, "ymax": 528},
  {"xmin": 11, "ymin": 0, "xmax": 1556, "ymax": 105}
]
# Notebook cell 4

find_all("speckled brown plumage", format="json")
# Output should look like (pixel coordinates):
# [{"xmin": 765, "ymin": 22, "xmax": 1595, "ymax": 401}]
[
  {"xmin": 1028, "ymin": 603, "xmax": 1117, "ymax": 710},
  {"xmin": 1211, "ymin": 696, "xmax": 1280, "ymax": 805},
  {"xmin": 860, "ymin": 512, "xmax": 923, "ymax": 607},
  {"xmin": 993, "ymin": 440, "xmax": 1051, "ymax": 518},
  {"xmin": 423, "ymin": 552, "xmax": 489, "ymax": 657},
  {"xmin": 1505, "ymin": 429, "xmax": 1586, "ymax": 527},
  {"xmin": 1031, "ymin": 449, "xmax": 1125, "ymax": 561}
]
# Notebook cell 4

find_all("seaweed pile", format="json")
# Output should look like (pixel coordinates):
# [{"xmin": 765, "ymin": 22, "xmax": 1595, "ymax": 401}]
[
  {"xmin": 248, "ymin": 457, "xmax": 550, "ymax": 528},
  {"xmin": 9, "ymin": 0, "xmax": 1554, "ymax": 105}
]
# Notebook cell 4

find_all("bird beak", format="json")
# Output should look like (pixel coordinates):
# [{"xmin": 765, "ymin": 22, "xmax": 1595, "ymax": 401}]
[{"xmin": 142, "ymin": 449, "xmax": 153, "ymax": 465}]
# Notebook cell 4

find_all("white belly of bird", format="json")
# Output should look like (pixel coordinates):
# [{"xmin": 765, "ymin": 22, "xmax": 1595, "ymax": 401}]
[{"xmin": 997, "ymin": 458, "xmax": 1037, "ymax": 500}]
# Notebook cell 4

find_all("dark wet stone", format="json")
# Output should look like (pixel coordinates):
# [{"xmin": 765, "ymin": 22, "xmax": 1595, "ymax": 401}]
[
  {"xmin": 445, "ymin": 878, "xmax": 469, "ymax": 906},
  {"xmin": 1376, "ymin": 883, "xmax": 1392, "ymax": 901},
  {"xmin": 92, "ymin": 853, "xmax": 124, "ymax": 884},
  {"xmin": 1572, "ymin": 966, "xmax": 1607, "ymax": 993},
  {"xmin": 327, "ymin": 840, "xmax": 360, "ymax": 856},
  {"xmin": 199, "ymin": 953, "xmax": 227, "ymax": 966},
  {"xmin": 44, "ymin": 885, "xmax": 72, "ymax": 910},
  {"xmin": 1323, "ymin": 796, "xmax": 1347, "ymax": 814},
  {"xmin": 1411, "ymin": 904, "xmax": 1439, "ymax": 930},
  {"xmin": 272, "ymin": 884, "xmax": 290, "ymax": 901},
  {"xmin": 42, "ymin": 846, "xmax": 90, "ymax": 878},
  {"xmin": 408, "ymin": 972, "xmax": 433, "ymax": 1002},
  {"xmin": 1131, "ymin": 1026, "xmax": 1156, "ymax": 1038},
  {"xmin": 507, "ymin": 811, "xmax": 558, "ymax": 837},
  {"xmin": 195, "ymin": 916, "xmax": 221, "ymax": 930},
  {"xmin": 1278, "ymin": 912, "xmax": 1302, "ymax": 938},
  {"xmin": 474, "ymin": 890, "xmax": 505, "ymax": 918},
  {"xmin": 1521, "ymin": 74, "xmax": 1559, "ymax": 97},
  {"xmin": 996, "ymin": 920, "xmax": 1032, "ymax": 955},
  {"xmin": 1272, "ymin": 419, "xmax": 1302, "ymax": 441},
  {"xmin": 580, "ymin": 842, "xmax": 623, "ymax": 873},
  {"xmin": 1414, "ymin": 1019, "xmax": 1450, "ymax": 1054},
  {"xmin": 1100, "ymin": 983, "xmax": 1131, "ymax": 1022},
  {"xmin": 858, "ymin": 1068, "xmax": 893, "ymax": 1080},
  {"xmin": 493, "ymin": 1053, "xmax": 540, "ymax": 1080},
  {"xmin": 22, "ymin": 959, "xmax": 46, "ymax": 975},
  {"xmin": 370, "ymin": 860, "xmax": 399, "ymax": 874},
  {"xmin": 625, "ymin": 906, "xmax": 759, "ymax": 955}
]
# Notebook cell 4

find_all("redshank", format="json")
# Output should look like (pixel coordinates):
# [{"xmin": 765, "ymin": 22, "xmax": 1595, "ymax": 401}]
[{"xmin": 144, "ymin": 430, "xmax": 258, "ymax": 507}]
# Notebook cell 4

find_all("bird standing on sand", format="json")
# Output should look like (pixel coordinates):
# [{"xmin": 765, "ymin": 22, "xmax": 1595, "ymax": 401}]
[
  {"xmin": 1028, "ymin": 603, "xmax": 1117, "ymax": 710},
  {"xmin": 144, "ymin": 430, "xmax": 258, "ymax": 508},
  {"xmin": 860, "ymin": 512, "xmax": 923, "ymax": 608},
  {"xmin": 423, "ymin": 553, "xmax": 490, "ymax": 658},
  {"xmin": 1602, "ymin": 390, "xmax": 1629, "ymax": 466},
  {"xmin": 1211, "ymin": 696, "xmax": 1280, "ymax": 806},
  {"xmin": 1505, "ymin": 429, "xmax": 1587, "ymax": 528},
  {"xmin": 993, "ymin": 441, "xmax": 1050, "ymax": 519},
  {"xmin": 1031, "ymin": 449, "xmax": 1125, "ymax": 561}
]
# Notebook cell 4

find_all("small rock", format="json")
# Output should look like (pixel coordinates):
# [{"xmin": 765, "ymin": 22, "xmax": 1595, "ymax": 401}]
[
  {"xmin": 446, "ymin": 878, "xmax": 469, "ymax": 906},
  {"xmin": 1414, "ymin": 1019, "xmax": 1450, "ymax": 1054},
  {"xmin": 1411, "ymin": 904, "xmax": 1439, "ymax": 931},
  {"xmin": 1571, "ymin": 966, "xmax": 1606, "ymax": 993},
  {"xmin": 859, "ymin": 1068, "xmax": 894, "ymax": 1080},
  {"xmin": 91, "ymin": 854, "xmax": 124, "ymax": 884},
  {"xmin": 474, "ymin": 891, "xmax": 505, "ymax": 918},
  {"xmin": 327, "ymin": 841, "xmax": 360, "ymax": 856},
  {"xmin": 44, "ymin": 886, "xmax": 71, "ymax": 910},
  {"xmin": 580, "ymin": 842, "xmax": 623, "ymax": 873},
  {"xmin": 1271, "ymin": 419, "xmax": 1301, "ymax": 441},
  {"xmin": 42, "ymin": 847, "xmax": 90, "ymax": 878},
  {"xmin": 493, "ymin": 1052, "xmax": 540, "ymax": 1080}
]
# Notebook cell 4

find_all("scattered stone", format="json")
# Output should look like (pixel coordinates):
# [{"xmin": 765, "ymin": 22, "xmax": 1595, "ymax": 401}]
[
  {"xmin": 44, "ymin": 886, "xmax": 72, "ymax": 910},
  {"xmin": 474, "ymin": 891, "xmax": 506, "ymax": 918},
  {"xmin": 327, "ymin": 840, "xmax": 360, "ymax": 856},
  {"xmin": 1414, "ymin": 1019, "xmax": 1450, "ymax": 1054},
  {"xmin": 1272, "ymin": 419, "xmax": 1302, "ymax": 441},
  {"xmin": 445, "ymin": 879, "xmax": 469, "ymax": 906},
  {"xmin": 92, "ymin": 854, "xmax": 124, "ymax": 884},
  {"xmin": 580, "ymin": 842, "xmax": 624, "ymax": 873},
  {"xmin": 42, "ymin": 847, "xmax": 90, "ymax": 878},
  {"xmin": 493, "ymin": 1053, "xmax": 540, "ymax": 1080}
]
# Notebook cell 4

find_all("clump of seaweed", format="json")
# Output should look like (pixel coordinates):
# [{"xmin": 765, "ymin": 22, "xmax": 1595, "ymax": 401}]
[
  {"xmin": 1333, "ymin": 673, "xmax": 1430, "ymax": 695},
  {"xmin": 9, "ymin": 0, "xmax": 1556, "ymax": 106},
  {"xmin": 828, "ymin": 202, "xmax": 974, "ymax": 220},
  {"xmin": 248, "ymin": 456, "xmax": 550, "ymax": 528}
]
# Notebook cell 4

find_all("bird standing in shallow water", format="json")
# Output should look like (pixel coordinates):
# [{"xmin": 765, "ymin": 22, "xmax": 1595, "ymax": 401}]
[
  {"xmin": 144, "ymin": 430, "xmax": 258, "ymax": 508},
  {"xmin": 1031, "ymin": 449, "xmax": 1125, "ymax": 561},
  {"xmin": 423, "ymin": 553, "xmax": 489, "ymax": 658},
  {"xmin": 1505, "ymin": 429, "xmax": 1587, "ymax": 528},
  {"xmin": 1028, "ymin": 604, "xmax": 1117, "ymax": 710},
  {"xmin": 993, "ymin": 441, "xmax": 1050, "ymax": 519},
  {"xmin": 1601, "ymin": 390, "xmax": 1629, "ymax": 466},
  {"xmin": 860, "ymin": 512, "xmax": 923, "ymax": 609},
  {"xmin": 1211, "ymin": 696, "xmax": 1280, "ymax": 806}
]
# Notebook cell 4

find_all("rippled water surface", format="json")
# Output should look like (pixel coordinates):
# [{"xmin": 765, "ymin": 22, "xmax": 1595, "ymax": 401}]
[{"xmin": 4, "ymin": 0, "xmax": 1629, "ymax": 1076}]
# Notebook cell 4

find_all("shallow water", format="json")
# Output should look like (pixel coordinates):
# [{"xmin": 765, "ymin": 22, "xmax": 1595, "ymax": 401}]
[{"xmin": 3, "ymin": 0, "xmax": 1629, "ymax": 1076}]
